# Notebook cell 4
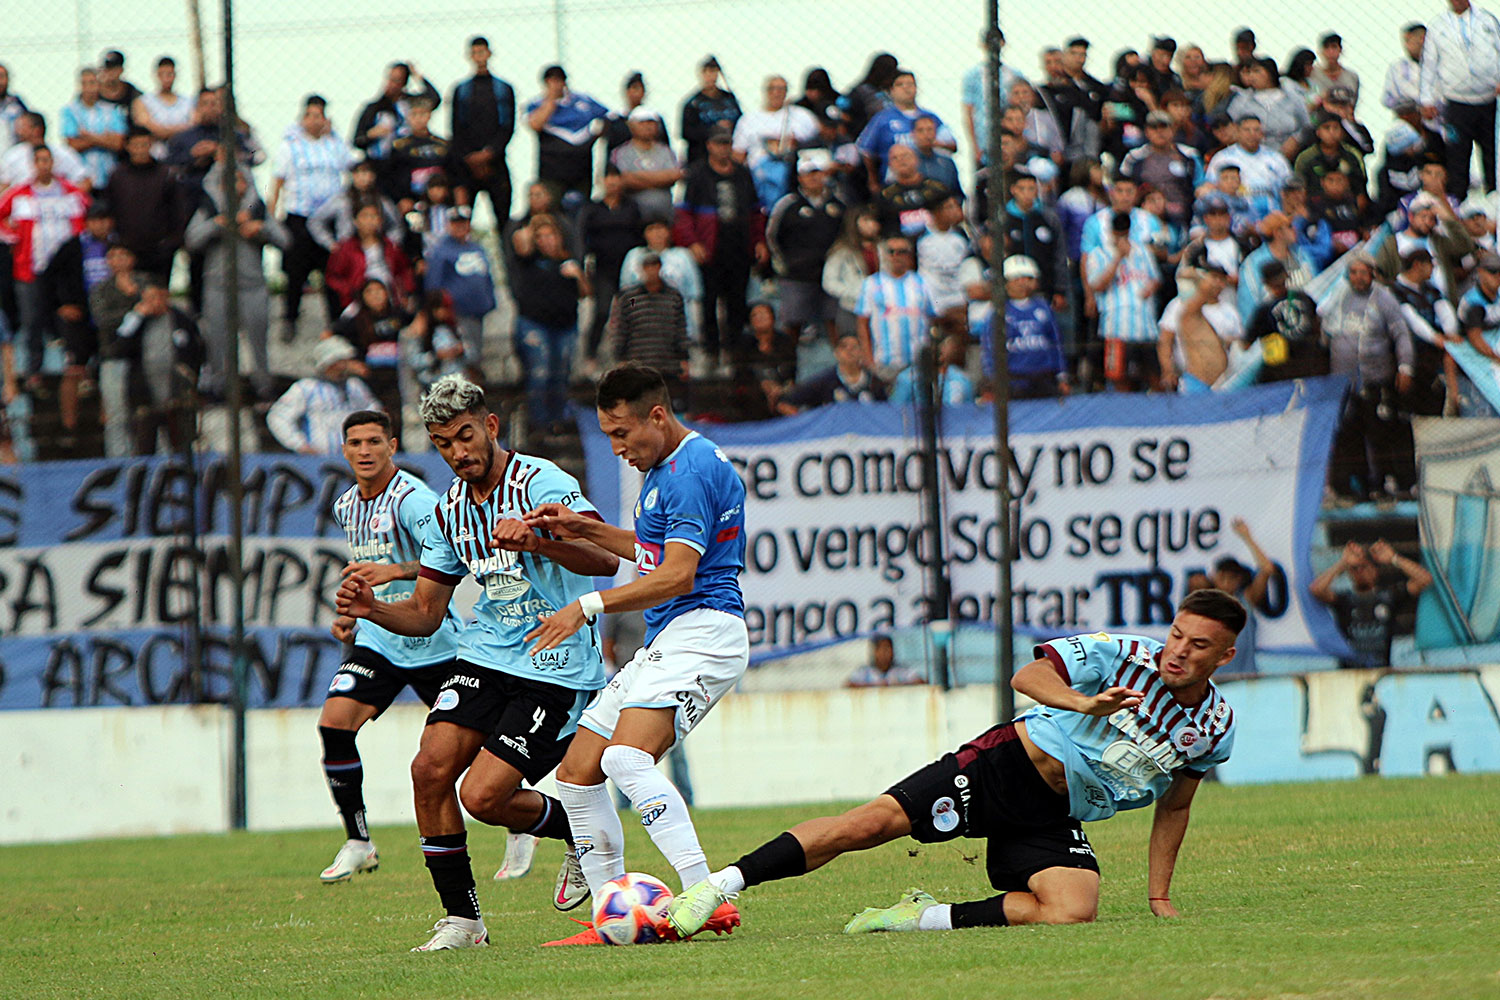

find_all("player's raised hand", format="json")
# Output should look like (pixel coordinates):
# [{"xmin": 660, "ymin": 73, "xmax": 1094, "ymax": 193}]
[
  {"xmin": 1083, "ymin": 685, "xmax": 1146, "ymax": 715},
  {"xmin": 330, "ymin": 615, "xmax": 359, "ymax": 643},
  {"xmin": 523, "ymin": 502, "xmax": 588, "ymax": 539},
  {"xmin": 343, "ymin": 561, "xmax": 396, "ymax": 586},
  {"xmin": 525, "ymin": 602, "xmax": 586, "ymax": 655},
  {"xmin": 492, "ymin": 517, "xmax": 540, "ymax": 552},
  {"xmin": 336, "ymin": 575, "xmax": 375, "ymax": 619}
]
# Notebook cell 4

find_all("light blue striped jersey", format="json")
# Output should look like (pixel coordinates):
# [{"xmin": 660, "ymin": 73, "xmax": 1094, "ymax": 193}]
[
  {"xmin": 60, "ymin": 100, "xmax": 128, "ymax": 188},
  {"xmin": 333, "ymin": 469, "xmax": 462, "ymax": 667},
  {"xmin": 273, "ymin": 125, "xmax": 353, "ymax": 216},
  {"xmin": 1086, "ymin": 243, "xmax": 1160, "ymax": 343},
  {"xmin": 1080, "ymin": 207, "xmax": 1165, "ymax": 257},
  {"xmin": 1022, "ymin": 633, "xmax": 1236, "ymax": 822},
  {"xmin": 420, "ymin": 452, "xmax": 604, "ymax": 691},
  {"xmin": 856, "ymin": 271, "xmax": 936, "ymax": 369}
]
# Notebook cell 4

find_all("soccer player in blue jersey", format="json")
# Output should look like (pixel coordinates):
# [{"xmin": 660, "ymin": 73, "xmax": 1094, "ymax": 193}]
[
  {"xmin": 665, "ymin": 590, "xmax": 1244, "ymax": 937},
  {"xmin": 521, "ymin": 363, "xmax": 749, "ymax": 944},
  {"xmin": 319, "ymin": 410, "xmax": 464, "ymax": 884},
  {"xmin": 336, "ymin": 375, "xmax": 619, "ymax": 952}
]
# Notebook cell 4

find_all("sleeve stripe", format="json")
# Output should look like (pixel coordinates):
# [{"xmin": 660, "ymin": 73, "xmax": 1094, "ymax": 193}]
[
  {"xmin": 418, "ymin": 566, "xmax": 464, "ymax": 586},
  {"xmin": 664, "ymin": 536, "xmax": 707, "ymax": 555},
  {"xmin": 1037, "ymin": 643, "xmax": 1069, "ymax": 685}
]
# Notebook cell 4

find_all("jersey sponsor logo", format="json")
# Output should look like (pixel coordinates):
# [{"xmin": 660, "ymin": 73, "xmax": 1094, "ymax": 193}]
[
  {"xmin": 497, "ymin": 733, "xmax": 530, "ymax": 758},
  {"xmin": 1104, "ymin": 708, "xmax": 1186, "ymax": 779},
  {"xmin": 718, "ymin": 505, "xmax": 741, "ymax": 522},
  {"xmin": 329, "ymin": 673, "xmax": 357, "ymax": 693},
  {"xmin": 643, "ymin": 487, "xmax": 659, "ymax": 510},
  {"xmin": 339, "ymin": 663, "xmax": 376, "ymax": 679},
  {"xmin": 635, "ymin": 540, "xmax": 662, "ymax": 574},
  {"xmin": 931, "ymin": 795, "xmax": 960, "ymax": 833},
  {"xmin": 447, "ymin": 674, "xmax": 482, "ymax": 689},
  {"xmin": 953, "ymin": 774, "xmax": 969, "ymax": 789},
  {"xmin": 434, "ymin": 688, "xmax": 461, "ymax": 711},
  {"xmin": 349, "ymin": 540, "xmax": 394, "ymax": 561},
  {"xmin": 534, "ymin": 649, "xmax": 570, "ymax": 669},
  {"xmin": 715, "ymin": 526, "xmax": 741, "ymax": 543},
  {"xmin": 673, "ymin": 688, "xmax": 701, "ymax": 727}
]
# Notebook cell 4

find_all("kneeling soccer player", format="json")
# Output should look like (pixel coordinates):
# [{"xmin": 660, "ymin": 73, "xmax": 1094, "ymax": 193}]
[{"xmin": 666, "ymin": 589, "xmax": 1243, "ymax": 936}]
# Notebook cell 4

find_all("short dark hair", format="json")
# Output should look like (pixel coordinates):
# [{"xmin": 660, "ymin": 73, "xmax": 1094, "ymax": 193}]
[
  {"xmin": 470, "ymin": 35, "xmax": 490, "ymax": 48},
  {"xmin": 1401, "ymin": 247, "xmax": 1434, "ymax": 269},
  {"xmin": 892, "ymin": 69, "xmax": 916, "ymax": 85},
  {"xmin": 1177, "ymin": 588, "xmax": 1248, "ymax": 636},
  {"xmin": 156, "ymin": 56, "xmax": 175, "ymax": 69},
  {"xmin": 21, "ymin": 111, "xmax": 45, "ymax": 134},
  {"xmin": 1320, "ymin": 32, "xmax": 1342, "ymax": 47},
  {"xmin": 304, "ymin": 94, "xmax": 327, "ymax": 111},
  {"xmin": 126, "ymin": 124, "xmax": 152, "ymax": 142},
  {"xmin": 542, "ymin": 64, "xmax": 566, "ymax": 82},
  {"xmin": 342, "ymin": 409, "xmax": 393, "ymax": 439},
  {"xmin": 596, "ymin": 362, "xmax": 670, "ymax": 415}
]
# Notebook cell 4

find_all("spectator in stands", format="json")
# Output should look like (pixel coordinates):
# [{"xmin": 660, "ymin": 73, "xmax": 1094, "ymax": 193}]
[
  {"xmin": 908, "ymin": 115, "xmax": 962, "ymax": 199},
  {"xmin": 95, "ymin": 51, "xmax": 141, "ymax": 112},
  {"xmin": 1087, "ymin": 211, "xmax": 1160, "ymax": 392},
  {"xmin": 1282, "ymin": 49, "xmax": 1319, "ymax": 110},
  {"xmin": 1246, "ymin": 259, "xmax": 1326, "ymax": 383},
  {"xmin": 1038, "ymin": 48, "xmax": 1091, "ymax": 163},
  {"xmin": 681, "ymin": 56, "xmax": 740, "ymax": 166},
  {"xmin": 1063, "ymin": 36, "xmax": 1109, "ymax": 121},
  {"xmin": 889, "ymin": 329, "xmax": 974, "ymax": 405},
  {"xmin": 512, "ymin": 213, "xmax": 588, "ymax": 432},
  {"xmin": 1461, "ymin": 196, "xmax": 1496, "ymax": 253},
  {"xmin": 1158, "ymin": 264, "xmax": 1241, "ymax": 392},
  {"xmin": 1391, "ymin": 247, "xmax": 1461, "ymax": 416},
  {"xmin": 525, "ymin": 64, "xmax": 608, "ymax": 215},
  {"xmin": 847, "ymin": 634, "xmax": 923, "ymax": 687},
  {"xmin": 734, "ymin": 300, "xmax": 797, "ymax": 418},
  {"xmin": 326, "ymin": 201, "xmax": 414, "ymax": 312},
  {"xmin": 779, "ymin": 332, "xmax": 887, "ymax": 412},
  {"xmin": 875, "ymin": 144, "xmax": 949, "ymax": 239},
  {"xmin": 308, "ymin": 160, "xmax": 403, "ymax": 259},
  {"xmin": 423, "ymin": 206, "xmax": 495, "ymax": 373},
  {"xmin": 390, "ymin": 97, "xmax": 453, "ymax": 207},
  {"xmin": 1458, "ymin": 252, "xmax": 1500, "ymax": 416},
  {"xmin": 1233, "ymin": 27, "xmax": 1261, "ymax": 84},
  {"xmin": 1120, "ymin": 110, "xmax": 1202, "ymax": 228},
  {"xmin": 49, "ymin": 203, "xmax": 113, "ymax": 442},
  {"xmin": 402, "ymin": 172, "xmax": 457, "ymax": 265},
  {"xmin": 0, "ymin": 145, "xmax": 89, "ymax": 387},
  {"xmin": 185, "ymin": 160, "xmax": 287, "ymax": 400},
  {"xmin": 1207, "ymin": 115, "xmax": 1292, "ymax": 222},
  {"xmin": 767, "ymin": 151, "xmax": 844, "ymax": 354},
  {"xmin": 103, "ymin": 127, "xmax": 181, "ymax": 282},
  {"xmin": 840, "ymin": 53, "xmax": 900, "ymax": 153},
  {"xmin": 602, "ymin": 72, "xmax": 652, "ymax": 155},
  {"xmin": 1180, "ymin": 195, "xmax": 1248, "ymax": 303},
  {"xmin": 449, "ymin": 37, "xmax": 516, "ymax": 224},
  {"xmin": 117, "ymin": 278, "xmax": 204, "ymax": 454},
  {"xmin": 1176, "ymin": 44, "xmax": 1212, "ymax": 110},
  {"xmin": 1009, "ymin": 80, "xmax": 1065, "ymax": 163},
  {"xmin": 89, "ymin": 241, "xmax": 143, "ymax": 456},
  {"xmin": 612, "ymin": 107, "xmax": 681, "ymax": 223},
  {"xmin": 1079, "ymin": 173, "xmax": 1161, "ymax": 256},
  {"xmin": 1311, "ymin": 539, "xmax": 1432, "ymax": 668},
  {"xmin": 266, "ymin": 335, "xmax": 378, "ymax": 454},
  {"xmin": 1310, "ymin": 32, "xmax": 1361, "ymax": 103},
  {"xmin": 1280, "ymin": 176, "xmax": 1334, "ymax": 269},
  {"xmin": 610, "ymin": 251, "xmax": 689, "ymax": 379},
  {"xmin": 1238, "ymin": 212, "xmax": 1314, "ymax": 323},
  {"xmin": 268, "ymin": 95, "xmax": 353, "ymax": 337},
  {"xmin": 1420, "ymin": 0, "xmax": 1500, "ymax": 196},
  {"xmin": 1321, "ymin": 254, "xmax": 1413, "ymax": 500},
  {"xmin": 0, "ymin": 63, "xmax": 28, "ymax": 156},
  {"xmin": 331, "ymin": 279, "xmax": 408, "ymax": 415},
  {"xmin": 822, "ymin": 204, "xmax": 882, "ymax": 342},
  {"xmin": 734, "ymin": 75, "xmax": 819, "ymax": 211},
  {"xmin": 1314, "ymin": 86, "xmax": 1375, "ymax": 158},
  {"xmin": 960, "ymin": 228, "xmax": 998, "ymax": 336},
  {"xmin": 580, "ymin": 167, "xmax": 644, "ymax": 364},
  {"xmin": 0, "ymin": 112, "xmax": 88, "ymax": 188},
  {"xmin": 961, "ymin": 32, "xmax": 1029, "ymax": 170},
  {"xmin": 675, "ymin": 122, "xmax": 766, "ymax": 372},
  {"xmin": 856, "ymin": 233, "xmax": 934, "ymax": 378},
  {"xmin": 402, "ymin": 290, "xmax": 467, "ymax": 410},
  {"xmin": 1376, "ymin": 191, "xmax": 1474, "ymax": 304},
  {"xmin": 1382, "ymin": 24, "xmax": 1427, "ymax": 114},
  {"xmin": 1145, "ymin": 36, "xmax": 1183, "ymax": 97},
  {"xmin": 353, "ymin": 61, "xmax": 441, "ymax": 200},
  {"xmin": 131, "ymin": 57, "xmax": 195, "ymax": 155},
  {"xmin": 1310, "ymin": 168, "xmax": 1367, "ymax": 255},
  {"xmin": 857, "ymin": 69, "xmax": 956, "ymax": 182},
  {"xmin": 166, "ymin": 87, "xmax": 260, "ymax": 202},
  {"xmin": 620, "ymin": 218, "xmax": 700, "ymax": 346},
  {"xmin": 1002, "ymin": 172, "xmax": 1066, "ymax": 310},
  {"xmin": 61, "ymin": 67, "xmax": 127, "ymax": 190},
  {"xmin": 988, "ymin": 254, "xmax": 1067, "ymax": 398},
  {"xmin": 1228, "ymin": 61, "xmax": 1308, "ymax": 159},
  {"xmin": 1293, "ymin": 112, "xmax": 1369, "ymax": 199},
  {"xmin": 918, "ymin": 195, "xmax": 970, "ymax": 333},
  {"xmin": 1211, "ymin": 518, "xmax": 1278, "ymax": 675}
]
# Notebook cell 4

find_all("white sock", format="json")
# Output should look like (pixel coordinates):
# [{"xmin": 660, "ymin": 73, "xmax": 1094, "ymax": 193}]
[
  {"xmin": 711, "ymin": 866, "xmax": 746, "ymax": 894},
  {"xmin": 554, "ymin": 779, "xmax": 626, "ymax": 895},
  {"xmin": 917, "ymin": 904, "xmax": 952, "ymax": 931},
  {"xmin": 601, "ymin": 744, "xmax": 710, "ymax": 888}
]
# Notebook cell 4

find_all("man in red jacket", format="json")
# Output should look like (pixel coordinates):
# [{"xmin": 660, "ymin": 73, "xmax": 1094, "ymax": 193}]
[
  {"xmin": 0, "ymin": 144, "xmax": 89, "ymax": 389},
  {"xmin": 326, "ymin": 200, "xmax": 414, "ymax": 313}
]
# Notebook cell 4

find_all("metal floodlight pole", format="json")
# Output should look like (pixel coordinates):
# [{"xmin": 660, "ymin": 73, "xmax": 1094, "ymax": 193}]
[
  {"xmin": 915, "ymin": 341, "xmax": 951, "ymax": 689},
  {"xmin": 220, "ymin": 0, "xmax": 250, "ymax": 831},
  {"xmin": 987, "ymin": 0, "xmax": 1015, "ymax": 723}
]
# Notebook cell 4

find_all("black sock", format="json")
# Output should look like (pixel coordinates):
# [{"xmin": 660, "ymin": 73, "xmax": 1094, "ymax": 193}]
[
  {"xmin": 319, "ymin": 726, "xmax": 367, "ymax": 841},
  {"xmin": 734, "ymin": 832, "xmax": 807, "ymax": 888},
  {"xmin": 523, "ymin": 793, "xmax": 573, "ymax": 843},
  {"xmin": 420, "ymin": 832, "xmax": 480, "ymax": 921},
  {"xmin": 951, "ymin": 894, "xmax": 1009, "ymax": 928}
]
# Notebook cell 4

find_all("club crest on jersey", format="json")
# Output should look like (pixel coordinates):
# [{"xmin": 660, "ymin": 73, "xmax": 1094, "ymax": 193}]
[
  {"xmin": 1173, "ymin": 726, "xmax": 1209, "ymax": 759},
  {"xmin": 643, "ymin": 487, "xmax": 659, "ymax": 510},
  {"xmin": 434, "ymin": 688, "xmax": 460, "ymax": 711},
  {"xmin": 329, "ymin": 673, "xmax": 357, "ymax": 693},
  {"xmin": 369, "ymin": 511, "xmax": 393, "ymax": 532},
  {"xmin": 931, "ymin": 796, "xmax": 959, "ymax": 833}
]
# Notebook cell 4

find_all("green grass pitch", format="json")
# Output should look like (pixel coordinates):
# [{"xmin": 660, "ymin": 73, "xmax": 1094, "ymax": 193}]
[{"xmin": 2, "ymin": 774, "xmax": 1496, "ymax": 1000}]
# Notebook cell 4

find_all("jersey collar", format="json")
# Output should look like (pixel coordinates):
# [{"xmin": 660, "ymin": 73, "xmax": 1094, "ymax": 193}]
[{"xmin": 656, "ymin": 430, "xmax": 698, "ymax": 469}]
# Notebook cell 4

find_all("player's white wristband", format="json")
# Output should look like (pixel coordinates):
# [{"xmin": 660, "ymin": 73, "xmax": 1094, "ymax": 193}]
[{"xmin": 579, "ymin": 591, "xmax": 605, "ymax": 622}]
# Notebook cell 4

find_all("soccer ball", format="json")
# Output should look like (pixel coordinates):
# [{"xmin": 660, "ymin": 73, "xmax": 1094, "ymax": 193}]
[{"xmin": 592, "ymin": 872, "xmax": 674, "ymax": 946}]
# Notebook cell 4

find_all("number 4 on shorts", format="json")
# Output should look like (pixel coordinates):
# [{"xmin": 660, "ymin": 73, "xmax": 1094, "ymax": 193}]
[{"xmin": 530, "ymin": 708, "xmax": 547, "ymax": 734}]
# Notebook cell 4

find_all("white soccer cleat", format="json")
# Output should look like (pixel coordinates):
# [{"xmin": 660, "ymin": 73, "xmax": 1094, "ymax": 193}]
[
  {"xmin": 320, "ymin": 839, "xmax": 379, "ymax": 883},
  {"xmin": 553, "ymin": 849, "xmax": 591, "ymax": 911},
  {"xmin": 410, "ymin": 916, "xmax": 489, "ymax": 952},
  {"xmin": 493, "ymin": 832, "xmax": 538, "ymax": 881}
]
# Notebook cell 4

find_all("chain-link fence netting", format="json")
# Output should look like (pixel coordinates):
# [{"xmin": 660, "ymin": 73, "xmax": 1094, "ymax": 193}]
[{"xmin": 0, "ymin": 1, "xmax": 1483, "ymax": 708}]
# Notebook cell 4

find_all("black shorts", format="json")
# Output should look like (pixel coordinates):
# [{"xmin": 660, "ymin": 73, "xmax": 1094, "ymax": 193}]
[
  {"xmin": 425, "ymin": 660, "xmax": 594, "ymax": 784},
  {"xmin": 325, "ymin": 645, "xmax": 454, "ymax": 717},
  {"xmin": 886, "ymin": 722, "xmax": 1100, "ymax": 891}
]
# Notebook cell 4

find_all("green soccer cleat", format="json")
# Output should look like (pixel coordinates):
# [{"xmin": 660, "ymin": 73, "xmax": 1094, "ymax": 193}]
[
  {"xmin": 843, "ymin": 887, "xmax": 938, "ymax": 934},
  {"xmin": 663, "ymin": 877, "xmax": 737, "ymax": 940}
]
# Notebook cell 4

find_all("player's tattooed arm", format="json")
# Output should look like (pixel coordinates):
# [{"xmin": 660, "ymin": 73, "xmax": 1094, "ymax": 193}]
[
  {"xmin": 341, "ymin": 560, "xmax": 421, "ymax": 587},
  {"xmin": 522, "ymin": 502, "xmax": 636, "ymax": 560},
  {"xmin": 336, "ymin": 573, "xmax": 456, "ymax": 637},
  {"xmin": 1012, "ymin": 658, "xmax": 1145, "ymax": 716}
]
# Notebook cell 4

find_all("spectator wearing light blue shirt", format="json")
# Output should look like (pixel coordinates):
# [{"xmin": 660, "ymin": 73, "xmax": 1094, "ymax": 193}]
[
  {"xmin": 961, "ymin": 31, "xmax": 1028, "ymax": 168},
  {"xmin": 60, "ymin": 67, "xmax": 127, "ymax": 189},
  {"xmin": 888, "ymin": 330, "xmax": 975, "ymax": 406},
  {"xmin": 268, "ymin": 95, "xmax": 354, "ymax": 334},
  {"xmin": 856, "ymin": 234, "xmax": 936, "ymax": 377}
]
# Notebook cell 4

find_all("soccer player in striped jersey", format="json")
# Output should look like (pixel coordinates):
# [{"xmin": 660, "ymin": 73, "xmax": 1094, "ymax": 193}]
[
  {"xmin": 336, "ymin": 375, "xmax": 619, "ymax": 952},
  {"xmin": 319, "ymin": 410, "xmax": 463, "ymax": 884},
  {"xmin": 522, "ymin": 363, "xmax": 748, "ymax": 945},
  {"xmin": 666, "ymin": 590, "xmax": 1243, "ymax": 938}
]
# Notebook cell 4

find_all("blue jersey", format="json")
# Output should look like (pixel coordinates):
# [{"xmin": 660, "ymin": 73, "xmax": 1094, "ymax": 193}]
[
  {"xmin": 333, "ymin": 470, "xmax": 461, "ymax": 668},
  {"xmin": 632, "ymin": 432, "xmax": 746, "ymax": 644},
  {"xmin": 1023, "ymin": 632, "xmax": 1236, "ymax": 822},
  {"xmin": 421, "ymin": 453, "xmax": 604, "ymax": 691}
]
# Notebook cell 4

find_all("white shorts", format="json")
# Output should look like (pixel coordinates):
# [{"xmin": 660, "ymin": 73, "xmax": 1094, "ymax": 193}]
[{"xmin": 580, "ymin": 607, "xmax": 749, "ymax": 748}]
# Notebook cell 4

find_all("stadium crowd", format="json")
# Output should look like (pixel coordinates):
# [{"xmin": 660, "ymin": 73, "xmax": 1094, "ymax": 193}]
[{"xmin": 0, "ymin": 9, "xmax": 1498, "ymax": 502}]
